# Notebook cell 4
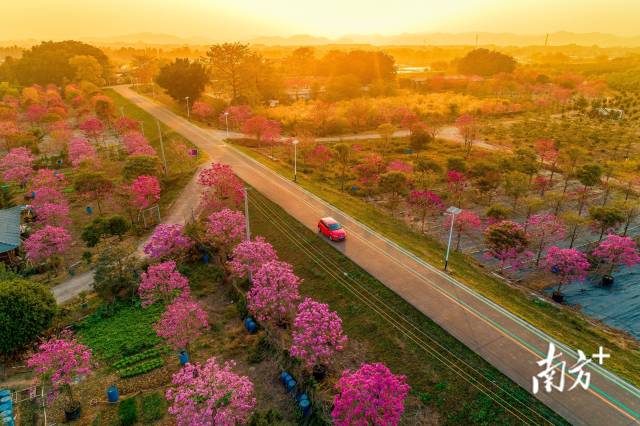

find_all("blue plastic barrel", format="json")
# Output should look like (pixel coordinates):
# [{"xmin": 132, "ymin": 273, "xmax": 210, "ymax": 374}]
[
  {"xmin": 286, "ymin": 378, "xmax": 296, "ymax": 392},
  {"xmin": 296, "ymin": 393, "xmax": 309, "ymax": 403},
  {"xmin": 299, "ymin": 398, "xmax": 311, "ymax": 416},
  {"xmin": 244, "ymin": 318, "xmax": 258, "ymax": 334},
  {"xmin": 107, "ymin": 386, "xmax": 119, "ymax": 403},
  {"xmin": 202, "ymin": 253, "xmax": 210, "ymax": 264},
  {"xmin": 86, "ymin": 206, "xmax": 93, "ymax": 215},
  {"xmin": 279, "ymin": 371, "xmax": 291, "ymax": 385},
  {"xmin": 57, "ymin": 159, "xmax": 63, "ymax": 165},
  {"xmin": 179, "ymin": 351, "xmax": 189, "ymax": 366}
]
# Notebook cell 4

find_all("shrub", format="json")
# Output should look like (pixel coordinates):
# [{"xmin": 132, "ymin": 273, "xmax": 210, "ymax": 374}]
[
  {"xmin": 140, "ymin": 392, "xmax": 167, "ymax": 423},
  {"xmin": 0, "ymin": 278, "xmax": 56, "ymax": 357},
  {"xmin": 119, "ymin": 397, "xmax": 138, "ymax": 426}
]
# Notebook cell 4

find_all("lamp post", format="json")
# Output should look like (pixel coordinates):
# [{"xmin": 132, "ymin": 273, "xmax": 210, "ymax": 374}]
[
  {"xmin": 185, "ymin": 96, "xmax": 190, "ymax": 120},
  {"xmin": 120, "ymin": 106, "xmax": 125, "ymax": 118},
  {"xmin": 444, "ymin": 206, "xmax": 462, "ymax": 271},
  {"xmin": 292, "ymin": 139, "xmax": 299, "ymax": 182},
  {"xmin": 224, "ymin": 112, "xmax": 229, "ymax": 137}
]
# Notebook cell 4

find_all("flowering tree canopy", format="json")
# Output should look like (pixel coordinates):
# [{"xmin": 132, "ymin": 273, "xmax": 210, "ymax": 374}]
[
  {"xmin": 154, "ymin": 297, "xmax": 209, "ymax": 350},
  {"xmin": 205, "ymin": 208, "xmax": 246, "ymax": 256},
  {"xmin": 27, "ymin": 337, "xmax": 92, "ymax": 398},
  {"xmin": 192, "ymin": 101, "xmax": 214, "ymax": 120},
  {"xmin": 484, "ymin": 220, "xmax": 532, "ymax": 271},
  {"xmin": 332, "ymin": 363, "xmax": 410, "ymax": 426},
  {"xmin": 123, "ymin": 131, "xmax": 156, "ymax": 157},
  {"xmin": 30, "ymin": 168, "xmax": 66, "ymax": 190},
  {"xmin": 593, "ymin": 234, "xmax": 640, "ymax": 275},
  {"xmin": 24, "ymin": 225, "xmax": 72, "ymax": 263},
  {"xmin": 78, "ymin": 117, "xmax": 104, "ymax": 140},
  {"xmin": 197, "ymin": 163, "xmax": 244, "ymax": 213},
  {"xmin": 290, "ymin": 298, "xmax": 348, "ymax": 368},
  {"xmin": 144, "ymin": 224, "xmax": 194, "ymax": 260},
  {"xmin": 444, "ymin": 209, "xmax": 482, "ymax": 251},
  {"xmin": 407, "ymin": 190, "xmax": 444, "ymax": 232},
  {"xmin": 114, "ymin": 117, "xmax": 140, "ymax": 135},
  {"xmin": 129, "ymin": 175, "xmax": 161, "ymax": 210},
  {"xmin": 139, "ymin": 260, "xmax": 190, "ymax": 308},
  {"xmin": 241, "ymin": 116, "xmax": 281, "ymax": 144},
  {"xmin": 68, "ymin": 137, "xmax": 97, "ymax": 168},
  {"xmin": 166, "ymin": 357, "xmax": 256, "ymax": 426},
  {"xmin": 525, "ymin": 213, "xmax": 566, "ymax": 265},
  {"xmin": 1, "ymin": 147, "xmax": 35, "ymax": 184},
  {"xmin": 543, "ymin": 246, "xmax": 590, "ymax": 293},
  {"xmin": 227, "ymin": 236, "xmax": 278, "ymax": 279},
  {"xmin": 30, "ymin": 187, "xmax": 71, "ymax": 228},
  {"xmin": 247, "ymin": 260, "xmax": 301, "ymax": 324}
]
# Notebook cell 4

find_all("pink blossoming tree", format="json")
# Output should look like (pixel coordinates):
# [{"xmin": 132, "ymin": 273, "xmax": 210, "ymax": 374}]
[
  {"xmin": 443, "ymin": 209, "xmax": 482, "ymax": 251},
  {"xmin": 1, "ymin": 147, "xmax": 35, "ymax": 185},
  {"xmin": 144, "ymin": 224, "xmax": 194, "ymax": 260},
  {"xmin": 227, "ymin": 236, "xmax": 278, "ymax": 279},
  {"xmin": 407, "ymin": 190, "xmax": 444, "ymax": 232},
  {"xmin": 154, "ymin": 297, "xmax": 209, "ymax": 351},
  {"xmin": 543, "ymin": 246, "xmax": 590, "ymax": 296},
  {"xmin": 332, "ymin": 363, "xmax": 410, "ymax": 426},
  {"xmin": 114, "ymin": 117, "xmax": 140, "ymax": 135},
  {"xmin": 446, "ymin": 170, "xmax": 468, "ymax": 207},
  {"xmin": 290, "ymin": 298, "xmax": 348, "ymax": 369},
  {"xmin": 139, "ymin": 260, "xmax": 190, "ymax": 307},
  {"xmin": 24, "ymin": 225, "xmax": 72, "ymax": 264},
  {"xmin": 30, "ymin": 188, "xmax": 71, "ymax": 228},
  {"xmin": 78, "ymin": 117, "xmax": 104, "ymax": 141},
  {"xmin": 197, "ymin": 163, "xmax": 244, "ymax": 213},
  {"xmin": 123, "ymin": 131, "xmax": 156, "ymax": 156},
  {"xmin": 27, "ymin": 336, "xmax": 92, "ymax": 408},
  {"xmin": 247, "ymin": 260, "xmax": 301, "ymax": 325},
  {"xmin": 166, "ymin": 357, "xmax": 256, "ymax": 426},
  {"xmin": 205, "ymin": 209, "xmax": 246, "ymax": 259},
  {"xmin": 525, "ymin": 213, "xmax": 566, "ymax": 266},
  {"xmin": 68, "ymin": 137, "xmax": 97, "ymax": 168},
  {"xmin": 593, "ymin": 234, "xmax": 640, "ymax": 277},
  {"xmin": 484, "ymin": 220, "xmax": 532, "ymax": 271},
  {"xmin": 220, "ymin": 105, "xmax": 253, "ymax": 130},
  {"xmin": 129, "ymin": 175, "xmax": 161, "ymax": 210},
  {"xmin": 192, "ymin": 101, "xmax": 214, "ymax": 121},
  {"xmin": 30, "ymin": 169, "xmax": 66, "ymax": 190}
]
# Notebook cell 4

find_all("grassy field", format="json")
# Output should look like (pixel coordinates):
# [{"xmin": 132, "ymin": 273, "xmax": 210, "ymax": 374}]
[
  {"xmin": 233, "ymin": 142, "xmax": 640, "ymax": 389},
  {"xmin": 246, "ymin": 187, "xmax": 567, "ymax": 425}
]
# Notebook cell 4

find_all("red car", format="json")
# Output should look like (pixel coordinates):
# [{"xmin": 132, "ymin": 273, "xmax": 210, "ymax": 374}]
[{"xmin": 318, "ymin": 217, "xmax": 346, "ymax": 241}]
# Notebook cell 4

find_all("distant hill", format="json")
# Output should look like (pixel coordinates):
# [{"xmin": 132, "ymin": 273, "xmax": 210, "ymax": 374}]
[{"xmin": 2, "ymin": 31, "xmax": 640, "ymax": 48}]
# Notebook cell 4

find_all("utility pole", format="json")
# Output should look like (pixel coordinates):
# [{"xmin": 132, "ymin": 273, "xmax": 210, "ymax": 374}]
[
  {"xmin": 120, "ymin": 106, "xmax": 125, "ymax": 118},
  {"xmin": 185, "ymin": 96, "xmax": 191, "ymax": 120},
  {"xmin": 156, "ymin": 119, "xmax": 168, "ymax": 176},
  {"xmin": 292, "ymin": 139, "xmax": 299, "ymax": 182},
  {"xmin": 139, "ymin": 121, "xmax": 145, "ymax": 137},
  {"xmin": 224, "ymin": 112, "xmax": 229, "ymax": 137},
  {"xmin": 243, "ymin": 188, "xmax": 250, "ymax": 241},
  {"xmin": 444, "ymin": 206, "xmax": 461, "ymax": 271}
]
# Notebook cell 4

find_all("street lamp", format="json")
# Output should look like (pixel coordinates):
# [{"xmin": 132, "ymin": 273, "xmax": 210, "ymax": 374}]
[
  {"xmin": 224, "ymin": 112, "xmax": 229, "ymax": 137},
  {"xmin": 292, "ymin": 139, "xmax": 299, "ymax": 182},
  {"xmin": 120, "ymin": 106, "xmax": 125, "ymax": 118},
  {"xmin": 444, "ymin": 206, "xmax": 462, "ymax": 271},
  {"xmin": 184, "ymin": 96, "xmax": 191, "ymax": 120}
]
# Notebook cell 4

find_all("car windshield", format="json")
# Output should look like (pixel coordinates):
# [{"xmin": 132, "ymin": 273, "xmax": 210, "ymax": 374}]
[{"xmin": 328, "ymin": 223, "xmax": 342, "ymax": 230}]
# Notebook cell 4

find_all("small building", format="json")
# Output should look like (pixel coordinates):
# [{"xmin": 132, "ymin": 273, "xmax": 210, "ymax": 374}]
[
  {"xmin": 593, "ymin": 108, "xmax": 624, "ymax": 120},
  {"xmin": 0, "ymin": 206, "xmax": 26, "ymax": 256}
]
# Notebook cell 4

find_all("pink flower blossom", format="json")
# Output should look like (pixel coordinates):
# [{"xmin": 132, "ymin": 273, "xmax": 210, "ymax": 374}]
[
  {"xmin": 1, "ymin": 147, "xmax": 35, "ymax": 184},
  {"xmin": 129, "ymin": 175, "xmax": 161, "ymax": 210},
  {"xmin": 247, "ymin": 260, "xmax": 301, "ymax": 325},
  {"xmin": 227, "ymin": 237, "xmax": 278, "ymax": 279},
  {"xmin": 387, "ymin": 159, "xmax": 413, "ymax": 174},
  {"xmin": 543, "ymin": 246, "xmax": 590, "ymax": 292},
  {"xmin": 30, "ymin": 169, "xmax": 67, "ymax": 190},
  {"xmin": 68, "ymin": 137, "xmax": 97, "ymax": 168},
  {"xmin": 205, "ymin": 209, "xmax": 245, "ymax": 256},
  {"xmin": 197, "ymin": 163, "xmax": 244, "ymax": 213},
  {"xmin": 144, "ymin": 224, "xmax": 194, "ymax": 260},
  {"xmin": 593, "ymin": 234, "xmax": 640, "ymax": 275},
  {"xmin": 123, "ymin": 131, "xmax": 156, "ymax": 156},
  {"xmin": 154, "ymin": 297, "xmax": 209, "ymax": 350},
  {"xmin": 78, "ymin": 117, "xmax": 104, "ymax": 140},
  {"xmin": 139, "ymin": 260, "xmax": 190, "ymax": 308},
  {"xmin": 23, "ymin": 225, "xmax": 72, "ymax": 263},
  {"xmin": 332, "ymin": 363, "xmax": 410, "ymax": 426},
  {"xmin": 27, "ymin": 337, "xmax": 92, "ymax": 399},
  {"xmin": 290, "ymin": 298, "xmax": 348, "ymax": 368},
  {"xmin": 166, "ymin": 357, "xmax": 256, "ymax": 426}
]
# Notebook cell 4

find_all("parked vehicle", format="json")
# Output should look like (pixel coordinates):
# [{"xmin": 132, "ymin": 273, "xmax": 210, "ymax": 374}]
[{"xmin": 317, "ymin": 217, "xmax": 346, "ymax": 241}]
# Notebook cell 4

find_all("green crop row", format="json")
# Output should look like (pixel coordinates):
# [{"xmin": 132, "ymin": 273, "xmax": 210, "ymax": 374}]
[
  {"xmin": 112, "ymin": 347, "xmax": 168, "ymax": 370},
  {"xmin": 118, "ymin": 358, "xmax": 164, "ymax": 378}
]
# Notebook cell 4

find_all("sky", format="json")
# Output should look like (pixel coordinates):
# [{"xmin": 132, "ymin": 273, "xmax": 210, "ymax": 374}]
[{"xmin": 3, "ymin": 0, "xmax": 639, "ymax": 41}]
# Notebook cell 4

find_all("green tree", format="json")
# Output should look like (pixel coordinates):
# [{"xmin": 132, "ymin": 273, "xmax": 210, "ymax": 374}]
[
  {"xmin": 206, "ymin": 43, "xmax": 250, "ymax": 101},
  {"xmin": 377, "ymin": 123, "xmax": 396, "ymax": 157},
  {"xmin": 415, "ymin": 158, "xmax": 441, "ymax": 189},
  {"xmin": 458, "ymin": 49, "xmax": 516, "ymax": 77},
  {"xmin": 8, "ymin": 40, "xmax": 109, "ymax": 86},
  {"xmin": 589, "ymin": 205, "xmax": 625, "ymax": 241},
  {"xmin": 74, "ymin": 171, "xmax": 115, "ymax": 214},
  {"xmin": 122, "ymin": 155, "xmax": 161, "ymax": 181},
  {"xmin": 576, "ymin": 164, "xmax": 602, "ymax": 215},
  {"xmin": 156, "ymin": 58, "xmax": 209, "ymax": 103},
  {"xmin": 68, "ymin": 55, "xmax": 105, "ymax": 86},
  {"xmin": 93, "ymin": 245, "xmax": 140, "ymax": 303},
  {"xmin": 379, "ymin": 171, "xmax": 409, "ymax": 216},
  {"xmin": 486, "ymin": 204, "xmax": 511, "ymax": 223},
  {"xmin": 409, "ymin": 127, "xmax": 431, "ymax": 156},
  {"xmin": 0, "ymin": 277, "xmax": 56, "ymax": 358},
  {"xmin": 503, "ymin": 171, "xmax": 529, "ymax": 211}
]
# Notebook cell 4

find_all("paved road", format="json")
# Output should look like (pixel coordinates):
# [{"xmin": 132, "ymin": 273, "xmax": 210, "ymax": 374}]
[{"xmin": 113, "ymin": 85, "xmax": 640, "ymax": 426}]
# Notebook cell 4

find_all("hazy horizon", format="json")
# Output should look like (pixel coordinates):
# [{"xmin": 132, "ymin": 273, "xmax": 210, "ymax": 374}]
[{"xmin": 3, "ymin": 0, "xmax": 640, "ymax": 42}]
